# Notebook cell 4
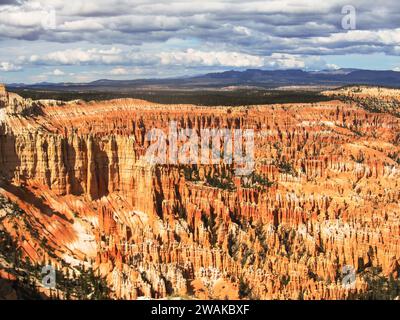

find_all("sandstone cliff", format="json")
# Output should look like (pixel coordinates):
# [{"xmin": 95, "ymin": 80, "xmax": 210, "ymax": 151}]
[{"xmin": 0, "ymin": 86, "xmax": 399, "ymax": 300}]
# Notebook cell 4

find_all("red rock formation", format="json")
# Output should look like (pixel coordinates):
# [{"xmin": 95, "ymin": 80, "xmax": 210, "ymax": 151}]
[{"xmin": 0, "ymin": 86, "xmax": 399, "ymax": 300}]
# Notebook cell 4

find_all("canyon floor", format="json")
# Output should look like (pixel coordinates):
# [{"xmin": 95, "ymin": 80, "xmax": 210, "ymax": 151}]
[{"xmin": 0, "ymin": 84, "xmax": 399, "ymax": 300}]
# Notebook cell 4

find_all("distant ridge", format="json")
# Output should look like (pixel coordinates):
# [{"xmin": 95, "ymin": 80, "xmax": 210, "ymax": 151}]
[{"xmin": 7, "ymin": 68, "xmax": 400, "ymax": 91}]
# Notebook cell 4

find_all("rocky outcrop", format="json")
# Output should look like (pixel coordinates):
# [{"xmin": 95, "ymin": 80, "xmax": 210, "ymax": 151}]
[
  {"xmin": 0, "ymin": 86, "xmax": 399, "ymax": 300},
  {"xmin": 323, "ymin": 86, "xmax": 400, "ymax": 117}
]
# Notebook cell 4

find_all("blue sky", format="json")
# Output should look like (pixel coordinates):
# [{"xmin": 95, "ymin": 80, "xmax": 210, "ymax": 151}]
[{"xmin": 0, "ymin": 0, "xmax": 400, "ymax": 84}]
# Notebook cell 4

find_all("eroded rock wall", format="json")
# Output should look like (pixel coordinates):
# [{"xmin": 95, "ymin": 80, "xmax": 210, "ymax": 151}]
[{"xmin": 0, "ymin": 89, "xmax": 399, "ymax": 300}]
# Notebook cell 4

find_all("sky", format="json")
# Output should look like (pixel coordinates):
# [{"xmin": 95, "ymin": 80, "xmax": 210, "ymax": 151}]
[{"xmin": 0, "ymin": 0, "xmax": 399, "ymax": 83}]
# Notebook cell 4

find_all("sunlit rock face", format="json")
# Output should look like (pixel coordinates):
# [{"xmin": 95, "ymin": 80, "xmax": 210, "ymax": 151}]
[
  {"xmin": 0, "ymin": 84, "xmax": 7, "ymax": 111},
  {"xmin": 0, "ymin": 86, "xmax": 399, "ymax": 300}
]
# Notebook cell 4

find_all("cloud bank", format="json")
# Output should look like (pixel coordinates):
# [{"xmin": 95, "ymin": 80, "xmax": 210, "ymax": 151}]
[{"xmin": 0, "ymin": 0, "xmax": 399, "ymax": 82}]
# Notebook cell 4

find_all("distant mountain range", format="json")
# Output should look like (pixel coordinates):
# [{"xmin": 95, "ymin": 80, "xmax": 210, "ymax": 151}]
[{"xmin": 7, "ymin": 68, "xmax": 400, "ymax": 91}]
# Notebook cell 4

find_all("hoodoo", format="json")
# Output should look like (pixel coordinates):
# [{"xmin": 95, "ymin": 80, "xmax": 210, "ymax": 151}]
[
  {"xmin": 0, "ymin": 86, "xmax": 399, "ymax": 300},
  {"xmin": 0, "ymin": 84, "xmax": 6, "ymax": 107}
]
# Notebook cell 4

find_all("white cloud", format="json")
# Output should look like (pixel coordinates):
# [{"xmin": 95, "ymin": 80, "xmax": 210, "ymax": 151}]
[
  {"xmin": 0, "ymin": 3, "xmax": 47, "ymax": 28},
  {"xmin": 158, "ymin": 49, "xmax": 265, "ymax": 67},
  {"xmin": 315, "ymin": 29, "xmax": 400, "ymax": 46},
  {"xmin": 0, "ymin": 61, "xmax": 21, "ymax": 71},
  {"xmin": 265, "ymin": 53, "xmax": 305, "ymax": 69},
  {"xmin": 52, "ymin": 68, "xmax": 65, "ymax": 76},
  {"xmin": 326, "ymin": 63, "xmax": 340, "ymax": 70},
  {"xmin": 17, "ymin": 47, "xmax": 336, "ymax": 73},
  {"xmin": 28, "ymin": 47, "xmax": 125, "ymax": 65},
  {"xmin": 233, "ymin": 26, "xmax": 252, "ymax": 36},
  {"xmin": 59, "ymin": 19, "xmax": 104, "ymax": 32},
  {"xmin": 109, "ymin": 67, "xmax": 128, "ymax": 75}
]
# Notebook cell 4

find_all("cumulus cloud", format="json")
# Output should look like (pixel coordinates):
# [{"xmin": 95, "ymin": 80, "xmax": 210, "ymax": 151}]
[
  {"xmin": 52, "ymin": 68, "xmax": 64, "ymax": 76},
  {"xmin": 109, "ymin": 67, "xmax": 129, "ymax": 75},
  {"xmin": 158, "ymin": 49, "xmax": 265, "ymax": 67},
  {"xmin": 18, "ymin": 47, "xmax": 335, "ymax": 71},
  {"xmin": 27, "ymin": 47, "xmax": 125, "ymax": 65},
  {"xmin": 0, "ymin": 61, "xmax": 21, "ymax": 71},
  {"xmin": 264, "ymin": 53, "xmax": 304, "ymax": 69}
]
